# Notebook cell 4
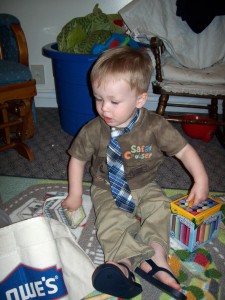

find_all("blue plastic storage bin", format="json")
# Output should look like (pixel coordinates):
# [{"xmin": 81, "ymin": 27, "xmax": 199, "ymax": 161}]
[{"xmin": 42, "ymin": 43, "xmax": 98, "ymax": 136}]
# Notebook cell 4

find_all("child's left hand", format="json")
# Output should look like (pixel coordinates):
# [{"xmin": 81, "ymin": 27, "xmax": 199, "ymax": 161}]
[{"xmin": 185, "ymin": 182, "xmax": 209, "ymax": 206}]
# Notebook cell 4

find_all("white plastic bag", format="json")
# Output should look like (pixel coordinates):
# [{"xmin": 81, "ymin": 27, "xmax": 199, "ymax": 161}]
[{"xmin": 0, "ymin": 216, "xmax": 95, "ymax": 300}]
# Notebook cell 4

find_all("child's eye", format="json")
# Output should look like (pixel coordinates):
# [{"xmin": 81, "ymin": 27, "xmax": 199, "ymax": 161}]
[
  {"xmin": 95, "ymin": 98, "xmax": 102, "ymax": 102},
  {"xmin": 111, "ymin": 101, "xmax": 119, "ymax": 105}
]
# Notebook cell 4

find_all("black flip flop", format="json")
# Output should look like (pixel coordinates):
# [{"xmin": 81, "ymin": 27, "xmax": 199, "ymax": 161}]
[
  {"xmin": 92, "ymin": 262, "xmax": 142, "ymax": 298},
  {"xmin": 135, "ymin": 259, "xmax": 186, "ymax": 300}
]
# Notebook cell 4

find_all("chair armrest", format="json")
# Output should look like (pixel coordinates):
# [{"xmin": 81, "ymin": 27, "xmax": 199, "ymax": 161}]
[
  {"xmin": 150, "ymin": 37, "xmax": 165, "ymax": 83},
  {"xmin": 11, "ymin": 23, "xmax": 29, "ymax": 66}
]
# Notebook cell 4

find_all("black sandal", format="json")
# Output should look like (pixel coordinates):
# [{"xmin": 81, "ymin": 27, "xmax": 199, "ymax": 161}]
[
  {"xmin": 135, "ymin": 259, "xmax": 186, "ymax": 300},
  {"xmin": 92, "ymin": 262, "xmax": 142, "ymax": 298}
]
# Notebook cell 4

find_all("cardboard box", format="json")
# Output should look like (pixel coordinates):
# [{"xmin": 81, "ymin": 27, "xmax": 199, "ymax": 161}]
[{"xmin": 170, "ymin": 195, "xmax": 223, "ymax": 251}]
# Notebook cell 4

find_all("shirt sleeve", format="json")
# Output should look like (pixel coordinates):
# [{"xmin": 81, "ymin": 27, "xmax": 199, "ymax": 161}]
[
  {"xmin": 152, "ymin": 114, "xmax": 188, "ymax": 156},
  {"xmin": 68, "ymin": 118, "xmax": 101, "ymax": 161}
]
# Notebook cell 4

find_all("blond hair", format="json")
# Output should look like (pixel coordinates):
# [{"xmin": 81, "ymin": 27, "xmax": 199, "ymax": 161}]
[{"xmin": 90, "ymin": 46, "xmax": 152, "ymax": 94}]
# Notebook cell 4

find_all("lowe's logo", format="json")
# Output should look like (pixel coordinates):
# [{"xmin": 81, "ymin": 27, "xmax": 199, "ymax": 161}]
[{"xmin": 0, "ymin": 264, "xmax": 68, "ymax": 300}]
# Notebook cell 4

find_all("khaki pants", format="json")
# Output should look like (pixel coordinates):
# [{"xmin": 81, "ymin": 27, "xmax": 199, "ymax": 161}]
[{"xmin": 91, "ymin": 181, "xmax": 171, "ymax": 270}]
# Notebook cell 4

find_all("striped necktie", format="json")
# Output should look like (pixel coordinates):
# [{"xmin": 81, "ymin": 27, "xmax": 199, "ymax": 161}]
[{"xmin": 107, "ymin": 109, "xmax": 139, "ymax": 213}]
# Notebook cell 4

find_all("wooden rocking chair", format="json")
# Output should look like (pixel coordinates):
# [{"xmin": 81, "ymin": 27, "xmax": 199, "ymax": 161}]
[
  {"xmin": 120, "ymin": 0, "xmax": 225, "ymax": 147},
  {"xmin": 0, "ymin": 14, "xmax": 36, "ymax": 160}
]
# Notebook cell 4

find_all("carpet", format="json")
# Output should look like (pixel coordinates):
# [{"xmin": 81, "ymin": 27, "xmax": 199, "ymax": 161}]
[
  {"xmin": 1, "ymin": 108, "xmax": 225, "ymax": 193},
  {"xmin": 0, "ymin": 176, "xmax": 225, "ymax": 300}
]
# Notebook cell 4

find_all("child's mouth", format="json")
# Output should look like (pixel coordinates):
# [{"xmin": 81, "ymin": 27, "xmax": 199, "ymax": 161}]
[{"xmin": 104, "ymin": 117, "xmax": 113, "ymax": 124}]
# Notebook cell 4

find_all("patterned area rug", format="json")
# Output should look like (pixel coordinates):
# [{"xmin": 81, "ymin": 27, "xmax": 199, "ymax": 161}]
[{"xmin": 0, "ymin": 177, "xmax": 225, "ymax": 300}]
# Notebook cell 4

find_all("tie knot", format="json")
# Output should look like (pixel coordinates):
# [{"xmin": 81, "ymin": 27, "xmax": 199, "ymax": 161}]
[
  {"xmin": 110, "ymin": 109, "xmax": 140, "ymax": 139},
  {"xmin": 111, "ymin": 127, "xmax": 125, "ymax": 139}
]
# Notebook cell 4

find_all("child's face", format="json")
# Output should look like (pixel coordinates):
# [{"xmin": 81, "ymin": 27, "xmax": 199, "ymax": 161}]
[{"xmin": 92, "ymin": 77, "xmax": 146, "ymax": 128}]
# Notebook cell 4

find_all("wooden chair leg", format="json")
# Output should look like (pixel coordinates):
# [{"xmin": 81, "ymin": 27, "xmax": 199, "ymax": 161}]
[
  {"xmin": 0, "ymin": 141, "xmax": 33, "ymax": 160},
  {"xmin": 216, "ymin": 99, "xmax": 225, "ymax": 148},
  {"xmin": 15, "ymin": 142, "xmax": 33, "ymax": 160},
  {"xmin": 209, "ymin": 98, "xmax": 218, "ymax": 119},
  {"xmin": 7, "ymin": 98, "xmax": 34, "ymax": 140},
  {"xmin": 0, "ymin": 103, "xmax": 11, "ymax": 144},
  {"xmin": 0, "ymin": 99, "xmax": 34, "ymax": 160},
  {"xmin": 20, "ymin": 98, "xmax": 34, "ymax": 140},
  {"xmin": 156, "ymin": 94, "xmax": 169, "ymax": 115}
]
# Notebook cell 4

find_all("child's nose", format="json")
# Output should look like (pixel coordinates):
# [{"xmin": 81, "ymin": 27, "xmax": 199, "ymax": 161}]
[{"xmin": 102, "ymin": 102, "xmax": 109, "ymax": 112}]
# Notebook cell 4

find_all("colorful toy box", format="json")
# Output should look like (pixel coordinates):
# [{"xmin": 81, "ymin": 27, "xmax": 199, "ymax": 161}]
[{"xmin": 170, "ymin": 195, "xmax": 223, "ymax": 252}]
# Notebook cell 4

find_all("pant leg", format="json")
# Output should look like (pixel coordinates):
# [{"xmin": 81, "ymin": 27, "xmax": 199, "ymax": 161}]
[
  {"xmin": 91, "ymin": 185, "xmax": 154, "ymax": 270},
  {"xmin": 134, "ymin": 181, "xmax": 171, "ymax": 255}
]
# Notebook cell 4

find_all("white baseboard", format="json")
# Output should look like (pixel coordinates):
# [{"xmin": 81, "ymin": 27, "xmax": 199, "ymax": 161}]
[
  {"xmin": 34, "ymin": 88, "xmax": 222, "ymax": 114},
  {"xmin": 34, "ymin": 89, "xmax": 58, "ymax": 108}
]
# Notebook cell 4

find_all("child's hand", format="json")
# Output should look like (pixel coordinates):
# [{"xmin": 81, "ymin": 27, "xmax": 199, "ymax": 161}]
[
  {"xmin": 61, "ymin": 195, "xmax": 82, "ymax": 212},
  {"xmin": 186, "ymin": 182, "xmax": 209, "ymax": 206},
  {"xmin": 175, "ymin": 143, "xmax": 209, "ymax": 206}
]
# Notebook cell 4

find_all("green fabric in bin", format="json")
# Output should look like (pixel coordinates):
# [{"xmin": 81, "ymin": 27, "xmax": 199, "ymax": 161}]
[{"xmin": 57, "ymin": 4, "xmax": 125, "ymax": 54}]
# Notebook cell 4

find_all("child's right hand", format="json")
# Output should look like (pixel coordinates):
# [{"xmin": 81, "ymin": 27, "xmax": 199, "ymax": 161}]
[{"xmin": 61, "ymin": 195, "xmax": 82, "ymax": 212}]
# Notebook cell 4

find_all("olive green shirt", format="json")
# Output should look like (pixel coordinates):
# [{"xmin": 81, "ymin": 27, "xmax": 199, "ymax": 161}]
[{"xmin": 68, "ymin": 108, "xmax": 187, "ymax": 190}]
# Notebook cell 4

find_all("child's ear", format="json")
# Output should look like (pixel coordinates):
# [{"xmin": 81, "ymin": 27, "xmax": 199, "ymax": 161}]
[{"xmin": 136, "ymin": 92, "xmax": 148, "ymax": 108}]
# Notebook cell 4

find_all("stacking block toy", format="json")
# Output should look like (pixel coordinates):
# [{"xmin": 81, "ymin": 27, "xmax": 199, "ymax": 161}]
[{"xmin": 170, "ymin": 195, "xmax": 223, "ymax": 252}]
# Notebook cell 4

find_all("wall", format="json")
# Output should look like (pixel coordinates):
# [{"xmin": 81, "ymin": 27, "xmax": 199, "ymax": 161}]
[{"xmin": 1, "ymin": 0, "xmax": 217, "ymax": 113}]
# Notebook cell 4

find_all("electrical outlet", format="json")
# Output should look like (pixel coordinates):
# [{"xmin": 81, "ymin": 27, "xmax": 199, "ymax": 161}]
[{"xmin": 31, "ymin": 65, "xmax": 45, "ymax": 84}]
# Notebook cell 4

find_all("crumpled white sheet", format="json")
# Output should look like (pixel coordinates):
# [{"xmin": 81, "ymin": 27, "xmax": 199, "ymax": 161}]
[{"xmin": 119, "ymin": 0, "xmax": 225, "ymax": 69}]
